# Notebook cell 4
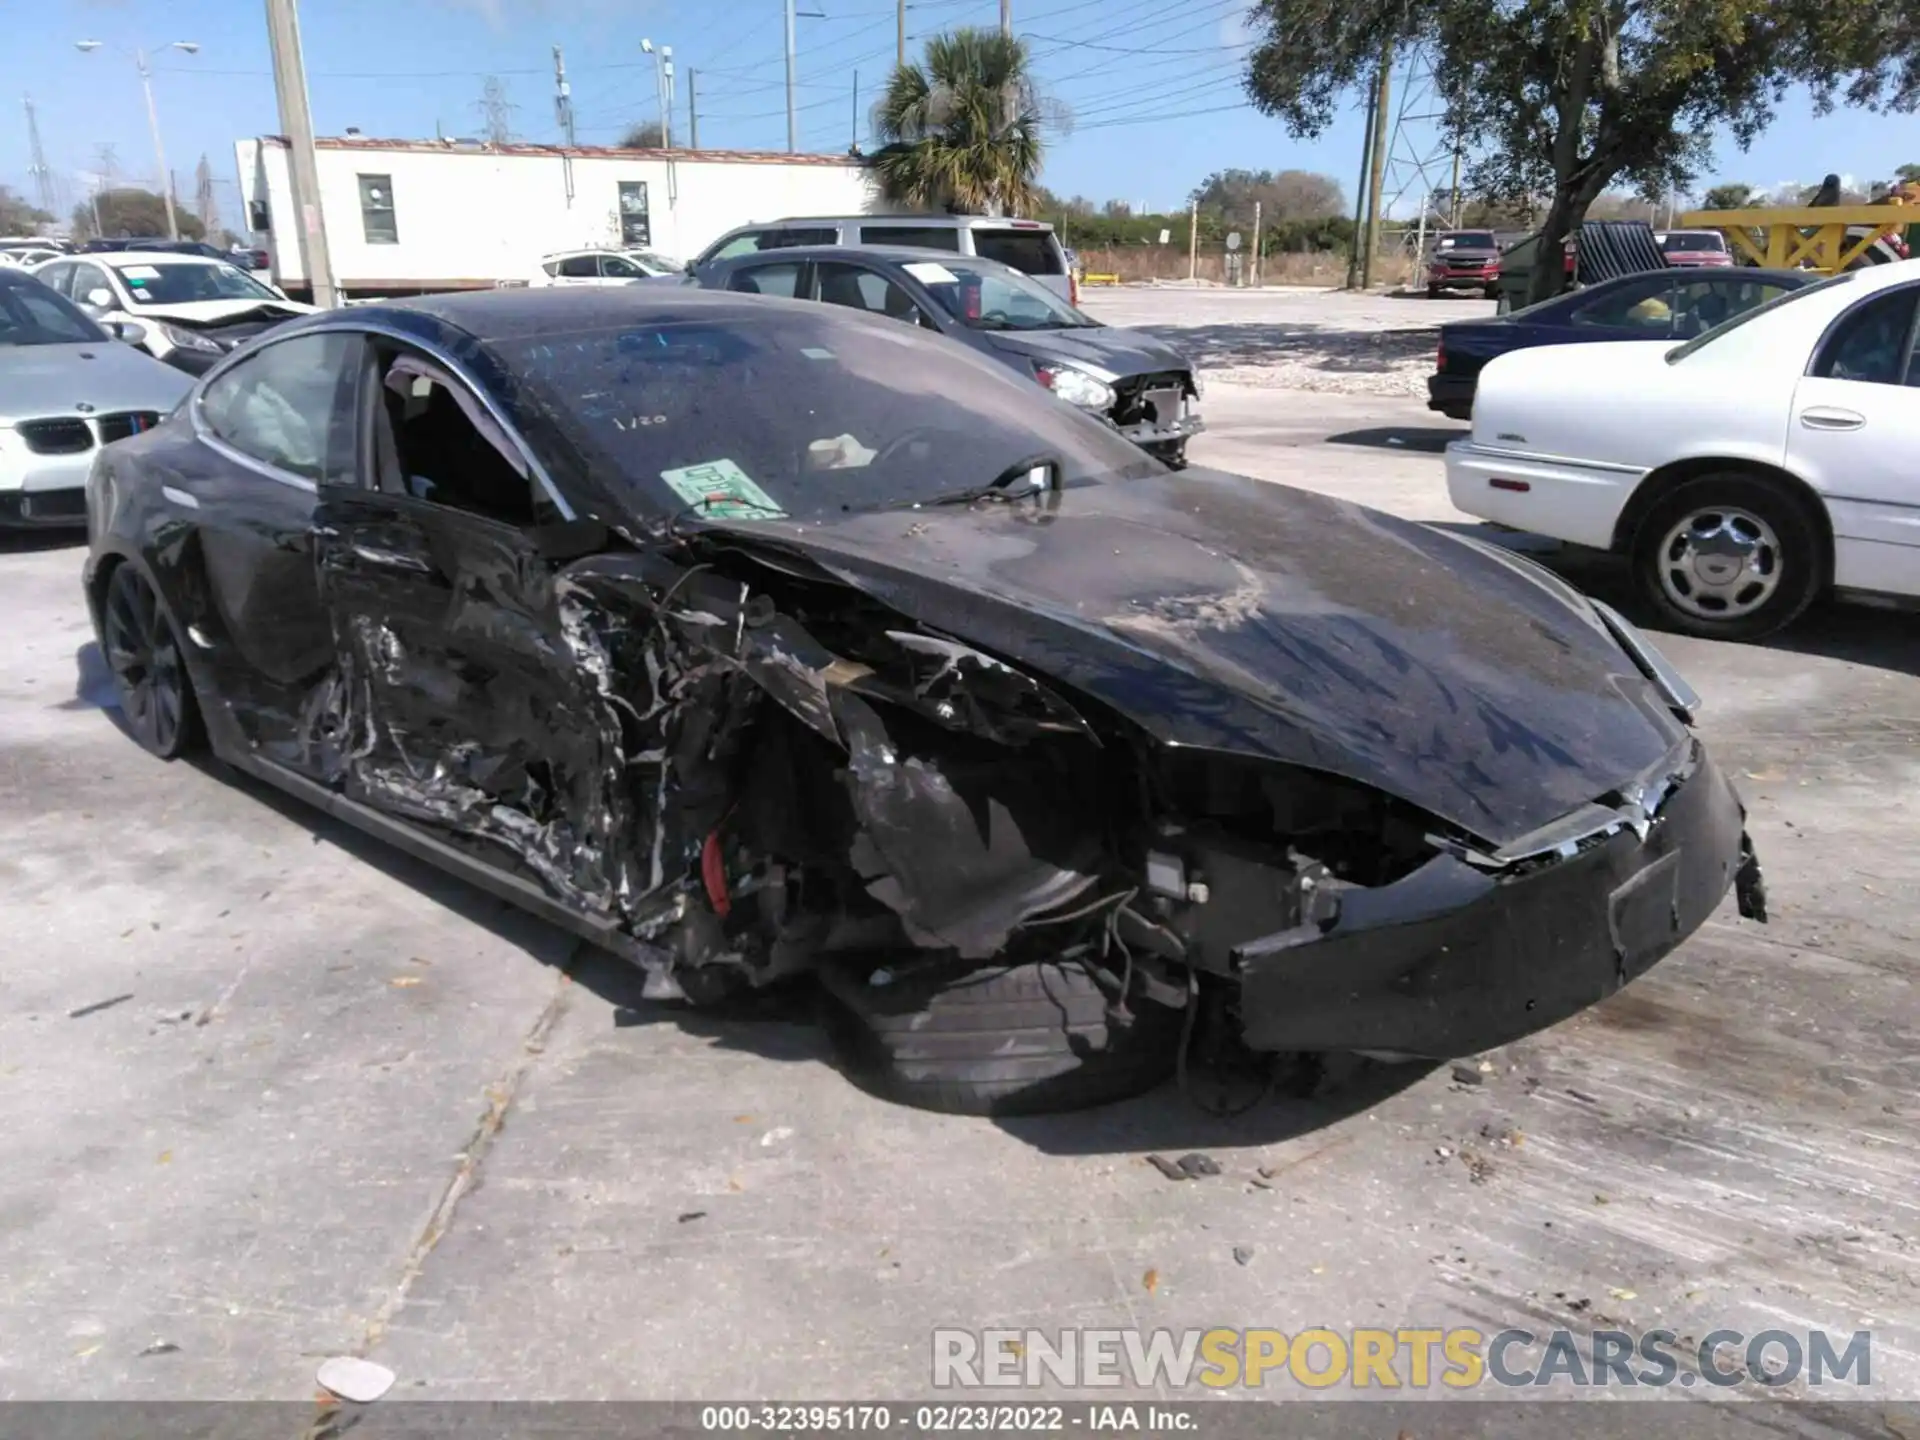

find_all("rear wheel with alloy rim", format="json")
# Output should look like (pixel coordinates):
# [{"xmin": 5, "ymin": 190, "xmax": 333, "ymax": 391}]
[
  {"xmin": 1630, "ymin": 474, "xmax": 1824, "ymax": 641},
  {"xmin": 100, "ymin": 563, "xmax": 202, "ymax": 758}
]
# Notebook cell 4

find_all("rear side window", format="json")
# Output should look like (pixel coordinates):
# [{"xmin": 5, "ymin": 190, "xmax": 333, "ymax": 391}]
[
  {"xmin": 729, "ymin": 262, "xmax": 803, "ymax": 298},
  {"xmin": 971, "ymin": 228, "xmax": 1064, "ymax": 276},
  {"xmin": 1813, "ymin": 289, "xmax": 1920, "ymax": 386},
  {"xmin": 770, "ymin": 227, "xmax": 837, "ymax": 250},
  {"xmin": 557, "ymin": 254, "xmax": 599, "ymax": 278},
  {"xmin": 858, "ymin": 225, "xmax": 962, "ymax": 251}
]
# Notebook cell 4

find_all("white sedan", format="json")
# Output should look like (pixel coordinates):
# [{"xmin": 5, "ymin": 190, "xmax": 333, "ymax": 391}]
[{"xmin": 1447, "ymin": 258, "xmax": 1920, "ymax": 639}]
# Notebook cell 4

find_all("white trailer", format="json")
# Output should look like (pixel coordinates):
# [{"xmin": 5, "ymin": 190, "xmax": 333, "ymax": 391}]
[{"xmin": 234, "ymin": 135, "xmax": 877, "ymax": 301}]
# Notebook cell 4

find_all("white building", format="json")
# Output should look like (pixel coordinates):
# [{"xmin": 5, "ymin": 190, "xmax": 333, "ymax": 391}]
[{"xmin": 234, "ymin": 135, "xmax": 877, "ymax": 300}]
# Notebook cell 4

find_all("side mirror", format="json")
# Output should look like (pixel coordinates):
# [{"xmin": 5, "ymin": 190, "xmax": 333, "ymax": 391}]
[
  {"xmin": 533, "ymin": 515, "xmax": 611, "ymax": 562},
  {"xmin": 84, "ymin": 288, "xmax": 114, "ymax": 310},
  {"xmin": 104, "ymin": 320, "xmax": 142, "ymax": 343}
]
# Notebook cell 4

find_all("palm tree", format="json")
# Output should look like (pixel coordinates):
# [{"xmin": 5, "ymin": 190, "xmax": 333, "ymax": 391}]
[{"xmin": 872, "ymin": 27, "xmax": 1043, "ymax": 216}]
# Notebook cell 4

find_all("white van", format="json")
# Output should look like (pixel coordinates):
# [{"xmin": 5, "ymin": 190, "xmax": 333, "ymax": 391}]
[{"xmin": 688, "ymin": 214, "xmax": 1079, "ymax": 304}]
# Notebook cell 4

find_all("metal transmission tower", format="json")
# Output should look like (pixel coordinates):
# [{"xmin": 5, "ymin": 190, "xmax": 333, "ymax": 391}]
[
  {"xmin": 194, "ymin": 153, "xmax": 218, "ymax": 235},
  {"xmin": 24, "ymin": 96, "xmax": 58, "ymax": 217},
  {"xmin": 1379, "ymin": 43, "xmax": 1460, "ymax": 234},
  {"xmin": 476, "ymin": 75, "xmax": 517, "ymax": 145}
]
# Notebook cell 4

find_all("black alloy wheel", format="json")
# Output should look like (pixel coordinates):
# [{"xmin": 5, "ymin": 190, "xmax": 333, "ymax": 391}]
[{"xmin": 101, "ymin": 563, "xmax": 201, "ymax": 758}]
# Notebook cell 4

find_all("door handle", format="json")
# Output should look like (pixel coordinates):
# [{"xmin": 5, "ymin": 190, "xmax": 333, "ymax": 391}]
[{"xmin": 1800, "ymin": 407, "xmax": 1865, "ymax": 432}]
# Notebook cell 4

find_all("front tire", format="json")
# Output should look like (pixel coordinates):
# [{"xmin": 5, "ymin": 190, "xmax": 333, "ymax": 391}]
[
  {"xmin": 100, "ymin": 562, "xmax": 202, "ymax": 758},
  {"xmin": 818, "ymin": 954, "xmax": 1183, "ymax": 1116},
  {"xmin": 1427, "ymin": 283, "xmax": 1443, "ymax": 299},
  {"xmin": 1630, "ymin": 474, "xmax": 1825, "ymax": 641}
]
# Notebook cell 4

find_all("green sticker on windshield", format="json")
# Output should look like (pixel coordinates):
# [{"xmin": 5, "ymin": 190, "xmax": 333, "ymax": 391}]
[{"xmin": 659, "ymin": 458, "xmax": 785, "ymax": 520}]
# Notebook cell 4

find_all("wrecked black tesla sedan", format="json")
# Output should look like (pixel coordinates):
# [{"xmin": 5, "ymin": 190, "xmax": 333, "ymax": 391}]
[{"xmin": 83, "ymin": 287, "xmax": 1768, "ymax": 1115}]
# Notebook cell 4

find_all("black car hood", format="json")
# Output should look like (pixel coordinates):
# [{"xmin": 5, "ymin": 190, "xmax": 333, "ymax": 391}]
[
  {"xmin": 980, "ymin": 325, "xmax": 1191, "ymax": 382},
  {"xmin": 717, "ymin": 470, "xmax": 1687, "ymax": 849}
]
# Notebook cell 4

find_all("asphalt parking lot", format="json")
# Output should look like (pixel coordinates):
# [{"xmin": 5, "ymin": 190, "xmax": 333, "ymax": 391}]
[{"xmin": 3, "ymin": 287, "xmax": 1918, "ymax": 1416}]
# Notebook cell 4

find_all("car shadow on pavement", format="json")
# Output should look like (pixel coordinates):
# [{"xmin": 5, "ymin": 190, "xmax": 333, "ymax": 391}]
[
  {"xmin": 1443, "ymin": 528, "xmax": 1920, "ymax": 679},
  {"xmin": 0, "ymin": 526, "xmax": 86, "ymax": 555},
  {"xmin": 993, "ymin": 1053, "xmax": 1438, "ymax": 1157},
  {"xmin": 1326, "ymin": 424, "xmax": 1461, "ymax": 454}
]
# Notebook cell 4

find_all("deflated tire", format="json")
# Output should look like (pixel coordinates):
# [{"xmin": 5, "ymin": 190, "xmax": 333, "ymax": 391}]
[{"xmin": 817, "ymin": 954, "xmax": 1183, "ymax": 1116}]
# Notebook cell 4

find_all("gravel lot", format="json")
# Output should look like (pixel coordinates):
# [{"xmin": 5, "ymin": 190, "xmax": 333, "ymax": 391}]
[
  {"xmin": 1078, "ymin": 283, "xmax": 1494, "ymax": 396},
  {"xmin": 2, "ymin": 298, "xmax": 1917, "ymax": 1420}
]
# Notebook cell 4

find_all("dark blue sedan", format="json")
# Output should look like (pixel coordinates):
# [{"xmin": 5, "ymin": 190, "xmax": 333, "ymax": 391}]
[{"xmin": 1427, "ymin": 266, "xmax": 1815, "ymax": 420}]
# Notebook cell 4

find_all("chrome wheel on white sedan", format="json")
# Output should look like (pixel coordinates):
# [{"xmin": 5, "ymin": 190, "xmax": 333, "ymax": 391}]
[
  {"xmin": 1632, "ymin": 475, "xmax": 1824, "ymax": 642},
  {"xmin": 1654, "ymin": 507, "xmax": 1783, "ymax": 621}
]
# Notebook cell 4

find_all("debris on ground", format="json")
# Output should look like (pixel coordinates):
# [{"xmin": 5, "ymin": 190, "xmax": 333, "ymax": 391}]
[
  {"xmin": 760, "ymin": 1127, "xmax": 794, "ymax": 1147},
  {"xmin": 68, "ymin": 994, "xmax": 134, "ymax": 1019},
  {"xmin": 1142, "ymin": 1268, "xmax": 1160, "ymax": 1294},
  {"xmin": 677, "ymin": 1210, "xmax": 707, "ymax": 1223},
  {"xmin": 1450, "ymin": 1063, "xmax": 1484, "ymax": 1086},
  {"xmin": 1146, "ymin": 1152, "xmax": 1222, "ymax": 1181},
  {"xmin": 138, "ymin": 1340, "xmax": 180, "ymax": 1357},
  {"xmin": 1233, "ymin": 1246, "xmax": 1255, "ymax": 1266},
  {"xmin": 317, "ymin": 1355, "xmax": 396, "ymax": 1403}
]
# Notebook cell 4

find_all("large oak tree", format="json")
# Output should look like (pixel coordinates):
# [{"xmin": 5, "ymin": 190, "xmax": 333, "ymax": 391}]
[{"xmin": 1244, "ymin": 0, "xmax": 1920, "ymax": 301}]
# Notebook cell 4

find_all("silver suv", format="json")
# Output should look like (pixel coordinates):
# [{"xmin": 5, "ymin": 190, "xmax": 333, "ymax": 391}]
[{"xmin": 689, "ymin": 214, "xmax": 1078, "ymax": 303}]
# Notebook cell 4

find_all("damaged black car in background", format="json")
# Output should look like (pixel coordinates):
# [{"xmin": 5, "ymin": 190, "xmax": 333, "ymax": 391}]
[{"xmin": 83, "ymin": 289, "xmax": 1769, "ymax": 1116}]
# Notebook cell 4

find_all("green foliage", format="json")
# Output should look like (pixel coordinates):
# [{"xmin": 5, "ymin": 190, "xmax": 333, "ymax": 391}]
[
  {"xmin": 0, "ymin": 186, "xmax": 53, "ymax": 235},
  {"xmin": 1031, "ymin": 199, "xmax": 1353, "ymax": 257},
  {"xmin": 618, "ymin": 121, "xmax": 665, "ymax": 149},
  {"xmin": 1899, "ymin": 163, "xmax": 1920, "ymax": 184},
  {"xmin": 1187, "ymin": 167, "xmax": 1345, "ymax": 225},
  {"xmin": 1244, "ymin": 0, "xmax": 1920, "ymax": 300},
  {"xmin": 873, "ymin": 27, "xmax": 1042, "ymax": 215},
  {"xmin": 1702, "ymin": 182, "xmax": 1756, "ymax": 210},
  {"xmin": 70, "ymin": 187, "xmax": 205, "ymax": 241}
]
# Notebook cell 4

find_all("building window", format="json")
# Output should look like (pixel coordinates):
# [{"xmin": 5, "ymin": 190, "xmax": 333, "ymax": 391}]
[
  {"xmin": 618, "ymin": 182, "xmax": 650, "ymax": 248},
  {"xmin": 358, "ymin": 174, "xmax": 398, "ymax": 244}
]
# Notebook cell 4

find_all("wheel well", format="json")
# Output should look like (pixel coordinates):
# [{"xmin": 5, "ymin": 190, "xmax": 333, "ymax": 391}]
[
  {"xmin": 87, "ymin": 551, "xmax": 124, "ymax": 628},
  {"xmin": 1611, "ymin": 457, "xmax": 1834, "ymax": 569}
]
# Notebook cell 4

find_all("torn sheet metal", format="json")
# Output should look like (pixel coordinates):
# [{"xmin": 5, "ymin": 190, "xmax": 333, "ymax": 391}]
[{"xmin": 832, "ymin": 691, "xmax": 1099, "ymax": 959}]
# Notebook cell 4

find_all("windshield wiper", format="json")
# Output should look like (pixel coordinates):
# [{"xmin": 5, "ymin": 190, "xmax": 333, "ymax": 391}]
[{"xmin": 888, "ymin": 454, "xmax": 1059, "ymax": 511}]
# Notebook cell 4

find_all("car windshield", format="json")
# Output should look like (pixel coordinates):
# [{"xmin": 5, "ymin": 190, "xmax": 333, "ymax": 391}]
[
  {"xmin": 626, "ymin": 251, "xmax": 679, "ymax": 275},
  {"xmin": 1663, "ymin": 233, "xmax": 1726, "ymax": 252},
  {"xmin": 0, "ymin": 277, "xmax": 105, "ymax": 345},
  {"xmin": 1437, "ymin": 232, "xmax": 1497, "ymax": 250},
  {"xmin": 905, "ymin": 257, "xmax": 1098, "ymax": 331},
  {"xmin": 1666, "ymin": 271, "xmax": 1855, "ymax": 363},
  {"xmin": 117, "ymin": 262, "xmax": 281, "ymax": 305},
  {"xmin": 492, "ymin": 308, "xmax": 1160, "ymax": 519}
]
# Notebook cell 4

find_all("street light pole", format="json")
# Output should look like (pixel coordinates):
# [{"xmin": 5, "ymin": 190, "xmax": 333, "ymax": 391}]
[
  {"xmin": 135, "ymin": 49, "xmax": 179, "ymax": 239},
  {"xmin": 785, "ymin": 0, "xmax": 798, "ymax": 153},
  {"xmin": 79, "ymin": 38, "xmax": 198, "ymax": 240}
]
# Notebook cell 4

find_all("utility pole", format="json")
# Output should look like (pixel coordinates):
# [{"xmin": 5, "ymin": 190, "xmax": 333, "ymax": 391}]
[
  {"xmin": 1251, "ymin": 200, "xmax": 1262, "ymax": 288},
  {"xmin": 24, "ymin": 97, "xmax": 57, "ymax": 220},
  {"xmin": 136, "ymin": 51, "xmax": 180, "ymax": 239},
  {"xmin": 552, "ymin": 46, "xmax": 576, "ymax": 146},
  {"xmin": 1344, "ymin": 71, "xmax": 1378, "ymax": 288},
  {"xmin": 1360, "ymin": 40, "xmax": 1393, "ymax": 289},
  {"xmin": 852, "ymin": 71, "xmax": 859, "ymax": 151},
  {"xmin": 1187, "ymin": 199, "xmax": 1198, "ymax": 282},
  {"xmin": 785, "ymin": 0, "xmax": 798, "ymax": 152},
  {"xmin": 897, "ymin": 0, "xmax": 906, "ymax": 66},
  {"xmin": 263, "ymin": 0, "xmax": 337, "ymax": 307},
  {"xmin": 999, "ymin": 0, "xmax": 1013, "ymax": 139},
  {"xmin": 1448, "ymin": 142, "xmax": 1462, "ymax": 228},
  {"xmin": 195, "ymin": 154, "xmax": 218, "ymax": 237},
  {"xmin": 688, "ymin": 69, "xmax": 698, "ymax": 150}
]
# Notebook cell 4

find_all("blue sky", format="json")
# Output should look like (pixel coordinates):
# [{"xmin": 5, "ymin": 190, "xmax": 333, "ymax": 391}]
[{"xmin": 3, "ymin": 0, "xmax": 1912, "ymax": 232}]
